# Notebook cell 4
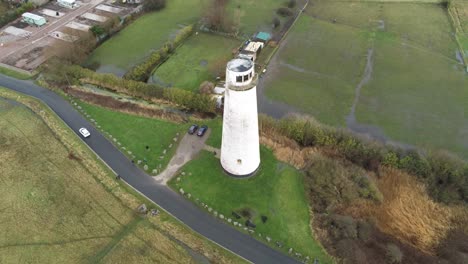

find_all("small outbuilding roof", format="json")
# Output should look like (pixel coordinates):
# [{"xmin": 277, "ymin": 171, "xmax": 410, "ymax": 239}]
[
  {"xmin": 213, "ymin": 87, "xmax": 225, "ymax": 94},
  {"xmin": 58, "ymin": 0, "xmax": 76, "ymax": 4},
  {"xmin": 22, "ymin": 12, "xmax": 46, "ymax": 21},
  {"xmin": 255, "ymin": 32, "xmax": 271, "ymax": 42},
  {"xmin": 244, "ymin": 41, "xmax": 264, "ymax": 53}
]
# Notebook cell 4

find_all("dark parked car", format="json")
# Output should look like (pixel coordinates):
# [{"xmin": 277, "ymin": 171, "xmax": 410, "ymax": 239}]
[
  {"xmin": 197, "ymin": 125, "xmax": 208, "ymax": 137},
  {"xmin": 188, "ymin": 124, "xmax": 198, "ymax": 134}
]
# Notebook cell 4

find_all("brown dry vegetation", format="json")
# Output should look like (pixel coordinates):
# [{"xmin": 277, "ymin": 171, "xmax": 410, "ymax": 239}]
[
  {"xmin": 259, "ymin": 116, "xmax": 318, "ymax": 169},
  {"xmin": 65, "ymin": 87, "xmax": 186, "ymax": 123},
  {"xmin": 260, "ymin": 125, "xmax": 468, "ymax": 263},
  {"xmin": 346, "ymin": 167, "xmax": 464, "ymax": 253}
]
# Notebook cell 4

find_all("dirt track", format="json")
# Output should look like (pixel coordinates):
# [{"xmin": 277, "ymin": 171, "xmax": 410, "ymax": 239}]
[{"xmin": 154, "ymin": 129, "xmax": 210, "ymax": 185}]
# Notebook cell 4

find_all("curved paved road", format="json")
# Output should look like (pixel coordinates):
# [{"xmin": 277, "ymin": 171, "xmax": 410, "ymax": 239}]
[{"xmin": 0, "ymin": 74, "xmax": 300, "ymax": 264}]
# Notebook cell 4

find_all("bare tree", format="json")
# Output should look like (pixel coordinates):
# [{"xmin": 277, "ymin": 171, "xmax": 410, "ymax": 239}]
[
  {"xmin": 204, "ymin": 0, "xmax": 235, "ymax": 32},
  {"xmin": 46, "ymin": 28, "xmax": 97, "ymax": 65}
]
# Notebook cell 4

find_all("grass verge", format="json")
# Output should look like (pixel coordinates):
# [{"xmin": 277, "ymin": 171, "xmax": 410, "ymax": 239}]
[{"xmin": 0, "ymin": 65, "xmax": 32, "ymax": 80}]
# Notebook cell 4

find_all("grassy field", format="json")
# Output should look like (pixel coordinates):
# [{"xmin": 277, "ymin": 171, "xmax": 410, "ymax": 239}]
[
  {"xmin": 453, "ymin": 0, "xmax": 468, "ymax": 32},
  {"xmin": 170, "ymin": 148, "xmax": 331, "ymax": 263},
  {"xmin": 151, "ymin": 33, "xmax": 241, "ymax": 91},
  {"xmin": 77, "ymin": 101, "xmax": 187, "ymax": 173},
  {"xmin": 226, "ymin": 0, "xmax": 287, "ymax": 36},
  {"xmin": 86, "ymin": 0, "xmax": 208, "ymax": 75},
  {"xmin": 0, "ymin": 97, "xmax": 195, "ymax": 263},
  {"xmin": 264, "ymin": 15, "xmax": 369, "ymax": 126},
  {"xmin": 356, "ymin": 35, "xmax": 468, "ymax": 157},
  {"xmin": 451, "ymin": 0, "xmax": 468, "ymax": 52},
  {"xmin": 263, "ymin": 1, "xmax": 468, "ymax": 158}
]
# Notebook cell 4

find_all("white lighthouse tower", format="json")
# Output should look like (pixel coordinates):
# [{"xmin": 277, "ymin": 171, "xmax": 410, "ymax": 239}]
[{"xmin": 220, "ymin": 58, "xmax": 260, "ymax": 177}]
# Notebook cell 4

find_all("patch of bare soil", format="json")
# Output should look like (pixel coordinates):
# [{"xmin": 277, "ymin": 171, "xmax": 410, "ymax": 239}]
[
  {"xmin": 66, "ymin": 87, "xmax": 186, "ymax": 123},
  {"xmin": 154, "ymin": 130, "xmax": 210, "ymax": 185}
]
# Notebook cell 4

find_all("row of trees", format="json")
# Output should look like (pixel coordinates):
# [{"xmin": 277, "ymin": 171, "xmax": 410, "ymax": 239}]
[
  {"xmin": 123, "ymin": 24, "xmax": 194, "ymax": 82},
  {"xmin": 259, "ymin": 115, "xmax": 468, "ymax": 204}
]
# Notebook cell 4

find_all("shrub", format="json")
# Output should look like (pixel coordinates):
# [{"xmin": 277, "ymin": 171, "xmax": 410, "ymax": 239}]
[
  {"xmin": 124, "ymin": 24, "xmax": 193, "ymax": 82},
  {"xmin": 0, "ymin": 2, "xmax": 35, "ymax": 28},
  {"xmin": 287, "ymin": 0, "xmax": 296, "ymax": 8},
  {"xmin": 441, "ymin": 0, "xmax": 452, "ymax": 9},
  {"xmin": 90, "ymin": 25, "xmax": 106, "ymax": 36},
  {"xmin": 385, "ymin": 243, "xmax": 403, "ymax": 264},
  {"xmin": 276, "ymin": 7, "xmax": 293, "ymax": 17},
  {"xmin": 305, "ymin": 153, "xmax": 382, "ymax": 212},
  {"xmin": 329, "ymin": 214, "xmax": 358, "ymax": 239},
  {"xmin": 143, "ymin": 0, "xmax": 166, "ymax": 12},
  {"xmin": 272, "ymin": 17, "xmax": 280, "ymax": 28},
  {"xmin": 199, "ymin": 81, "xmax": 214, "ymax": 94}
]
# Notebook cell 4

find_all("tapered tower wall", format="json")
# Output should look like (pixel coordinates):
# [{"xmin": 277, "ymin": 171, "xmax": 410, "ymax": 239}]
[{"xmin": 220, "ymin": 58, "xmax": 260, "ymax": 177}]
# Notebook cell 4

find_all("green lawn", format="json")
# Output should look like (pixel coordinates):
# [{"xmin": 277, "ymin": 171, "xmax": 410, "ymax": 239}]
[
  {"xmin": 151, "ymin": 33, "xmax": 241, "ymax": 91},
  {"xmin": 170, "ymin": 148, "xmax": 331, "ymax": 263},
  {"xmin": 77, "ymin": 101, "xmax": 187, "ymax": 173},
  {"xmin": 86, "ymin": 0, "xmax": 208, "ymax": 74},
  {"xmin": 264, "ymin": 15, "xmax": 368, "ymax": 126},
  {"xmin": 199, "ymin": 117, "xmax": 223, "ymax": 148}
]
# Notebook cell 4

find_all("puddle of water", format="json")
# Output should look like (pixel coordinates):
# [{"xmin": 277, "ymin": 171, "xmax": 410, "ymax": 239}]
[
  {"xmin": 455, "ymin": 50, "xmax": 464, "ymax": 65},
  {"xmin": 148, "ymin": 74, "xmax": 172, "ymax": 88}
]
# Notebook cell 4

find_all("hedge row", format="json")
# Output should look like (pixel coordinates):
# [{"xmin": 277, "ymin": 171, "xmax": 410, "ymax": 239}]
[
  {"xmin": 64, "ymin": 65, "xmax": 215, "ymax": 113},
  {"xmin": 259, "ymin": 115, "xmax": 468, "ymax": 204},
  {"xmin": 0, "ymin": 3, "xmax": 35, "ymax": 28},
  {"xmin": 123, "ymin": 24, "xmax": 194, "ymax": 82}
]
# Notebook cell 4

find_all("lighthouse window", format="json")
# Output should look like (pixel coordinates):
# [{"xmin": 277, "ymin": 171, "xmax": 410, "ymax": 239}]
[
  {"xmin": 243, "ymin": 75, "xmax": 249, "ymax": 81},
  {"xmin": 237, "ymin": 159, "xmax": 242, "ymax": 165},
  {"xmin": 236, "ymin": 76, "xmax": 242, "ymax": 83},
  {"xmin": 249, "ymin": 72, "xmax": 252, "ymax": 78}
]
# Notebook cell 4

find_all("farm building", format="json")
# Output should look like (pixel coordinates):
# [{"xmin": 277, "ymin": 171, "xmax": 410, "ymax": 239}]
[
  {"xmin": 57, "ymin": 0, "xmax": 77, "ymax": 8},
  {"xmin": 21, "ymin": 12, "xmax": 47, "ymax": 26},
  {"xmin": 238, "ymin": 50, "xmax": 256, "ymax": 62},
  {"xmin": 213, "ymin": 86, "xmax": 225, "ymax": 95},
  {"xmin": 254, "ymin": 32, "xmax": 271, "ymax": 43},
  {"xmin": 238, "ymin": 41, "xmax": 264, "ymax": 62},
  {"xmin": 245, "ymin": 41, "xmax": 264, "ymax": 54}
]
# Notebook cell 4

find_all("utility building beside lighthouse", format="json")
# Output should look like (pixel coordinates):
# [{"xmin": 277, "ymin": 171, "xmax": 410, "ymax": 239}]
[{"xmin": 220, "ymin": 58, "xmax": 260, "ymax": 177}]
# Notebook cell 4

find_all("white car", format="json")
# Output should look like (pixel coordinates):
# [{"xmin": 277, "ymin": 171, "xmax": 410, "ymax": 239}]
[{"xmin": 79, "ymin": 127, "xmax": 90, "ymax": 138}]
